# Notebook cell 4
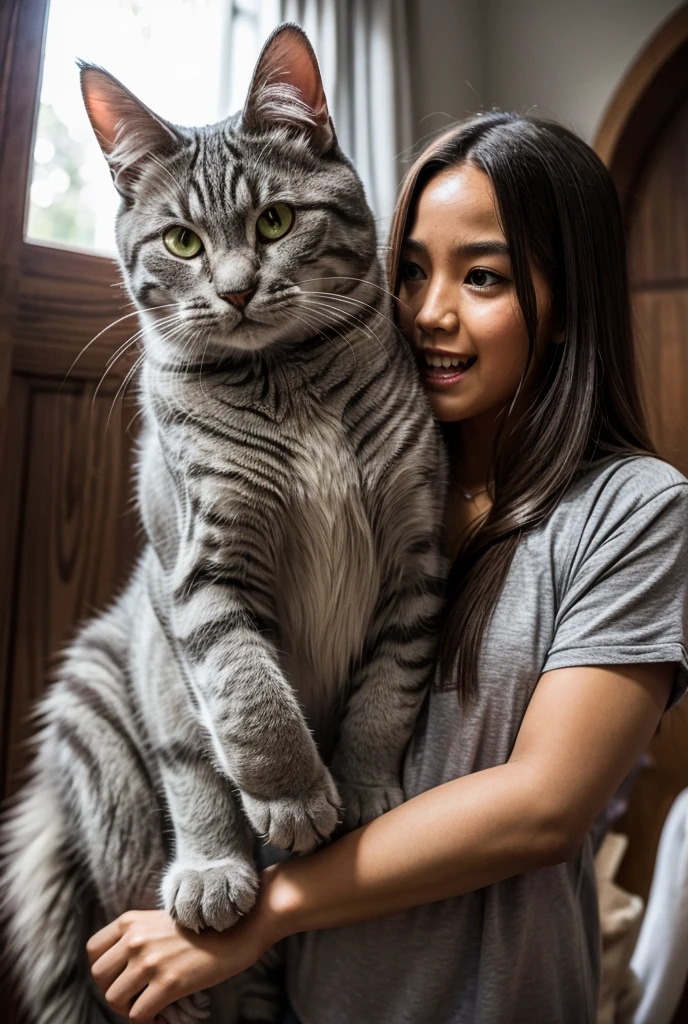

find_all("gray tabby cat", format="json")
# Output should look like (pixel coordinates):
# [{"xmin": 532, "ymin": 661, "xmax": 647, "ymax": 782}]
[{"xmin": 1, "ymin": 23, "xmax": 448, "ymax": 1024}]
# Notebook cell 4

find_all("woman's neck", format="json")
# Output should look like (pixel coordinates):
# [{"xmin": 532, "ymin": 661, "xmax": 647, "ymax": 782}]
[
  {"xmin": 443, "ymin": 415, "xmax": 497, "ymax": 561},
  {"xmin": 449, "ymin": 413, "xmax": 501, "ymax": 492}
]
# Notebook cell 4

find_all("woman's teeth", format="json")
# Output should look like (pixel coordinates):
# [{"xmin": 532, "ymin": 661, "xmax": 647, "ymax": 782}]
[{"xmin": 423, "ymin": 353, "xmax": 476, "ymax": 370}]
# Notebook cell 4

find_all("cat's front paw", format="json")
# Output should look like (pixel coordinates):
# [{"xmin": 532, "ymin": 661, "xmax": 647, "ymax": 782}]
[
  {"xmin": 242, "ymin": 771, "xmax": 342, "ymax": 852},
  {"xmin": 162, "ymin": 855, "xmax": 259, "ymax": 933},
  {"xmin": 337, "ymin": 781, "xmax": 404, "ymax": 831},
  {"xmin": 160, "ymin": 992, "xmax": 211, "ymax": 1023}
]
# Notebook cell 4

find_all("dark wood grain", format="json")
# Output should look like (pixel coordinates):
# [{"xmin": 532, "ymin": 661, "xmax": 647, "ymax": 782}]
[
  {"xmin": 616, "ymin": 93, "xmax": 688, "ymax": 967},
  {"xmin": 0, "ymin": 0, "xmax": 41, "ymax": 461},
  {"xmin": 0, "ymin": 3, "xmax": 143, "ymax": 1019},
  {"xmin": 595, "ymin": 7, "xmax": 688, "ymax": 206},
  {"xmin": 594, "ymin": 18, "xmax": 688, "ymax": 1021},
  {"xmin": 3, "ymin": 377, "xmax": 140, "ymax": 796},
  {"xmin": 0, "ymin": 377, "xmax": 29, "ymax": 783},
  {"xmin": 632, "ymin": 290, "xmax": 688, "ymax": 476},
  {"xmin": 15, "ymin": 243, "xmax": 138, "ymax": 378},
  {"xmin": 0, "ymin": 0, "xmax": 49, "ymax": 257},
  {"xmin": 628, "ymin": 98, "xmax": 688, "ymax": 283},
  {"xmin": 595, "ymin": 5, "xmax": 688, "ymax": 171}
]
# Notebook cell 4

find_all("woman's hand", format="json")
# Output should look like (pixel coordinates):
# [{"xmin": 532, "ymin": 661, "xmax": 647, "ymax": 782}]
[{"xmin": 86, "ymin": 906, "xmax": 273, "ymax": 1021}]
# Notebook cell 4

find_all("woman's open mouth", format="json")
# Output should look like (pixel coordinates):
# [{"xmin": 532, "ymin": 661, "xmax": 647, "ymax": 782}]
[{"xmin": 419, "ymin": 352, "xmax": 478, "ymax": 387}]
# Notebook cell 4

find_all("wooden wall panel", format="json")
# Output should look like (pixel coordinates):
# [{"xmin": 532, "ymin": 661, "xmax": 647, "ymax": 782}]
[
  {"xmin": 627, "ymin": 96, "xmax": 688, "ymax": 283},
  {"xmin": 632, "ymin": 290, "xmax": 688, "ymax": 477},
  {"xmin": 0, "ymin": 3, "xmax": 146, "ymax": 1017},
  {"xmin": 2, "ymin": 377, "xmax": 140, "ymax": 797},
  {"xmin": 0, "ymin": 375, "xmax": 30, "ymax": 783},
  {"xmin": 617, "ymin": 89, "xmax": 688, "ymax": 911},
  {"xmin": 15, "ymin": 245, "xmax": 134, "ymax": 377},
  {"xmin": 618, "ymin": 703, "xmax": 688, "ymax": 901}
]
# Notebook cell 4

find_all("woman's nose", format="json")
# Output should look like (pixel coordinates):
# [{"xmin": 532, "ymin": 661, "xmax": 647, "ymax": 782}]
[{"xmin": 415, "ymin": 286, "xmax": 459, "ymax": 336}]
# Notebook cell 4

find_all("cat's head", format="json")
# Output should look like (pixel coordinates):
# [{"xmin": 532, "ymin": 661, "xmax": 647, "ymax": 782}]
[{"xmin": 80, "ymin": 24, "xmax": 377, "ymax": 365}]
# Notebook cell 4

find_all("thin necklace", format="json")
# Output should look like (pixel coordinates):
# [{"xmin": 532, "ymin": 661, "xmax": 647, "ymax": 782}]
[
  {"xmin": 457, "ymin": 485, "xmax": 488, "ymax": 503},
  {"xmin": 447, "ymin": 446, "xmax": 490, "ymax": 503}
]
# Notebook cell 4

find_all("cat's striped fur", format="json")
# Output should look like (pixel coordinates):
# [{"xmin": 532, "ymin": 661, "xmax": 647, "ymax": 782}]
[{"xmin": 1, "ymin": 24, "xmax": 448, "ymax": 1024}]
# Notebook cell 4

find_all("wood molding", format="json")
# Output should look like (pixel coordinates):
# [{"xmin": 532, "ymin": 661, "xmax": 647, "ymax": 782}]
[
  {"xmin": 595, "ymin": 15, "xmax": 688, "ymax": 1023},
  {"xmin": 595, "ymin": 4, "xmax": 688, "ymax": 165},
  {"xmin": 593, "ymin": 4, "xmax": 688, "ymax": 206},
  {"xmin": 14, "ymin": 243, "xmax": 136, "ymax": 379},
  {"xmin": 0, "ymin": 6, "xmax": 143, "ymax": 1020},
  {"xmin": 0, "ymin": 0, "xmax": 49, "ymax": 465},
  {"xmin": 0, "ymin": 0, "xmax": 49, "ymax": 256}
]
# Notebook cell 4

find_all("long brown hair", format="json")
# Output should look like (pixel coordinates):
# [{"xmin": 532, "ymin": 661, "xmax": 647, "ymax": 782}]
[{"xmin": 388, "ymin": 112, "xmax": 656, "ymax": 703}]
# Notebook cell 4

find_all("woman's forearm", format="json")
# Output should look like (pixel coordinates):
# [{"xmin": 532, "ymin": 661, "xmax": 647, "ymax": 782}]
[
  {"xmin": 83, "ymin": 760, "xmax": 574, "ymax": 1018},
  {"xmin": 256, "ymin": 760, "xmax": 570, "ymax": 941}
]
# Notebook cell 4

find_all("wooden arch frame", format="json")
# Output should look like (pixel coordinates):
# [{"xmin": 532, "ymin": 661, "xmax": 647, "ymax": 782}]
[
  {"xmin": 593, "ymin": 3, "xmax": 688, "ymax": 209},
  {"xmin": 593, "ymin": 14, "xmax": 688, "ymax": 1023}
]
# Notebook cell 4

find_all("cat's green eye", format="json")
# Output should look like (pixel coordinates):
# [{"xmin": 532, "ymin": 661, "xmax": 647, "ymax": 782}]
[
  {"xmin": 256, "ymin": 204, "xmax": 294, "ymax": 242},
  {"xmin": 163, "ymin": 226, "xmax": 203, "ymax": 259}
]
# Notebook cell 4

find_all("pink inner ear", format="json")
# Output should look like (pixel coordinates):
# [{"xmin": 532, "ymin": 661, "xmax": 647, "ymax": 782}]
[
  {"xmin": 265, "ymin": 32, "xmax": 327, "ymax": 120},
  {"xmin": 83, "ymin": 81, "xmax": 123, "ymax": 151}
]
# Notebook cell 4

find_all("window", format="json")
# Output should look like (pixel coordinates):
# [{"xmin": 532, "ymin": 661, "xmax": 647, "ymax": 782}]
[{"xmin": 26, "ymin": 0, "xmax": 279, "ymax": 257}]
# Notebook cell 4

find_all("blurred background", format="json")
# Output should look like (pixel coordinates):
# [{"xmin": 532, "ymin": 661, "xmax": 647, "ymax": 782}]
[
  {"xmin": 23, "ymin": 0, "xmax": 685, "ymax": 247},
  {"xmin": 1, "ymin": 2, "xmax": 687, "ymax": 1022}
]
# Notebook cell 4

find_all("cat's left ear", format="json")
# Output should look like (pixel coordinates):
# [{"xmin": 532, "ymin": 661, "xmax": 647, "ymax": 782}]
[
  {"xmin": 78, "ymin": 61, "xmax": 184, "ymax": 197},
  {"xmin": 242, "ymin": 23, "xmax": 335, "ymax": 154}
]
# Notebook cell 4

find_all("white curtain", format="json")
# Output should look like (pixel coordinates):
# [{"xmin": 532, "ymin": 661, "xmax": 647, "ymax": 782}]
[{"xmin": 279, "ymin": 0, "xmax": 413, "ymax": 234}]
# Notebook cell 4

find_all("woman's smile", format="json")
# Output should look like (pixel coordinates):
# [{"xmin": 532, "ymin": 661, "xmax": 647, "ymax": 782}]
[{"xmin": 417, "ymin": 348, "xmax": 478, "ymax": 389}]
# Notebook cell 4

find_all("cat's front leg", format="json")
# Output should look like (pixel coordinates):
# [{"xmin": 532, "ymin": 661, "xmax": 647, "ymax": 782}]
[
  {"xmin": 140, "ymin": 610, "xmax": 260, "ymax": 932},
  {"xmin": 159, "ymin": 753, "xmax": 260, "ymax": 933},
  {"xmin": 167, "ymin": 567, "xmax": 341, "ymax": 852},
  {"xmin": 238, "ymin": 766, "xmax": 341, "ymax": 853},
  {"xmin": 184, "ymin": 622, "xmax": 341, "ymax": 851},
  {"xmin": 331, "ymin": 556, "xmax": 446, "ymax": 831},
  {"xmin": 333, "ymin": 392, "xmax": 449, "ymax": 829}
]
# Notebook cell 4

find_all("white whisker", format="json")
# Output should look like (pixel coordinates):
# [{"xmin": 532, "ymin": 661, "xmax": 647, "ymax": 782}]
[
  {"xmin": 105, "ymin": 312, "xmax": 185, "ymax": 371},
  {"xmin": 302, "ymin": 289, "xmax": 400, "ymax": 334},
  {"xmin": 297, "ymin": 274, "xmax": 410, "ymax": 310},
  {"xmin": 300, "ymin": 297, "xmax": 389, "ymax": 365},
  {"xmin": 287, "ymin": 306, "xmax": 358, "ymax": 371},
  {"xmin": 105, "ymin": 354, "xmax": 145, "ymax": 436},
  {"xmin": 60, "ymin": 302, "xmax": 181, "ymax": 391},
  {"xmin": 91, "ymin": 313, "xmax": 188, "ymax": 410},
  {"xmin": 125, "ymin": 405, "xmax": 146, "ymax": 437}
]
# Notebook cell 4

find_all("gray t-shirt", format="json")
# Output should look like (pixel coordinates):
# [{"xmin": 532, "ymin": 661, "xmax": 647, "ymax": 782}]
[{"xmin": 285, "ymin": 455, "xmax": 688, "ymax": 1024}]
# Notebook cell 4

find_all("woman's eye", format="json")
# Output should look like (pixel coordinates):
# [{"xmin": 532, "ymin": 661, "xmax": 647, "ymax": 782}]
[
  {"xmin": 163, "ymin": 226, "xmax": 203, "ymax": 259},
  {"xmin": 257, "ymin": 203, "xmax": 294, "ymax": 242},
  {"xmin": 401, "ymin": 261, "xmax": 424, "ymax": 282},
  {"xmin": 466, "ymin": 268, "xmax": 502, "ymax": 289}
]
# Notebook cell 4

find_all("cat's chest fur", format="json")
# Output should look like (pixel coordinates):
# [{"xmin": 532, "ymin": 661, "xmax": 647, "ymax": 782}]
[
  {"xmin": 275, "ymin": 403, "xmax": 380, "ymax": 752},
  {"xmin": 147, "ymin": 380, "xmax": 383, "ymax": 760}
]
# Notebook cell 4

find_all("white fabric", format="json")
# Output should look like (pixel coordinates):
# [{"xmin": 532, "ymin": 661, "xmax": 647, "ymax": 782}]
[
  {"xmin": 595, "ymin": 832, "xmax": 644, "ymax": 1024},
  {"xmin": 631, "ymin": 787, "xmax": 688, "ymax": 1024},
  {"xmin": 279, "ymin": 0, "xmax": 413, "ymax": 230}
]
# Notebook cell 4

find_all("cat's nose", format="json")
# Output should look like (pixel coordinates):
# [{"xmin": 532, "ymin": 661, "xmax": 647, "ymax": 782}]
[{"xmin": 219, "ymin": 287, "xmax": 256, "ymax": 310}]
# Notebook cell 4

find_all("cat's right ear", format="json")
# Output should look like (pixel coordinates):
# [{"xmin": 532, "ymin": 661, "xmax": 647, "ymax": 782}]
[
  {"xmin": 242, "ymin": 24, "xmax": 335, "ymax": 154},
  {"xmin": 78, "ymin": 61, "xmax": 183, "ymax": 198}
]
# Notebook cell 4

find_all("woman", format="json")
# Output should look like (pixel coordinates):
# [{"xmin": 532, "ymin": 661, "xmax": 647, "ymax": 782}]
[{"xmin": 87, "ymin": 112, "xmax": 688, "ymax": 1024}]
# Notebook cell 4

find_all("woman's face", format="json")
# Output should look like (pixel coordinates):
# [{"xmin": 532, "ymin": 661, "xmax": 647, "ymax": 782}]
[{"xmin": 397, "ymin": 163, "xmax": 558, "ymax": 426}]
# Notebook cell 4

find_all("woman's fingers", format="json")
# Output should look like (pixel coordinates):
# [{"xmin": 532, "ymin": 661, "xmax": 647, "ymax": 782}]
[
  {"xmin": 129, "ymin": 976, "xmax": 183, "ymax": 1021},
  {"xmin": 90, "ymin": 935, "xmax": 133, "ymax": 993},
  {"xmin": 85, "ymin": 907, "xmax": 240, "ymax": 1021},
  {"xmin": 86, "ymin": 914, "xmax": 129, "ymax": 965},
  {"xmin": 104, "ymin": 962, "xmax": 152, "ymax": 1018}
]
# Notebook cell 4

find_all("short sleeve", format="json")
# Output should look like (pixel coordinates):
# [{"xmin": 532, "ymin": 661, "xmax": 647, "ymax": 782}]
[{"xmin": 542, "ymin": 481, "xmax": 688, "ymax": 710}]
